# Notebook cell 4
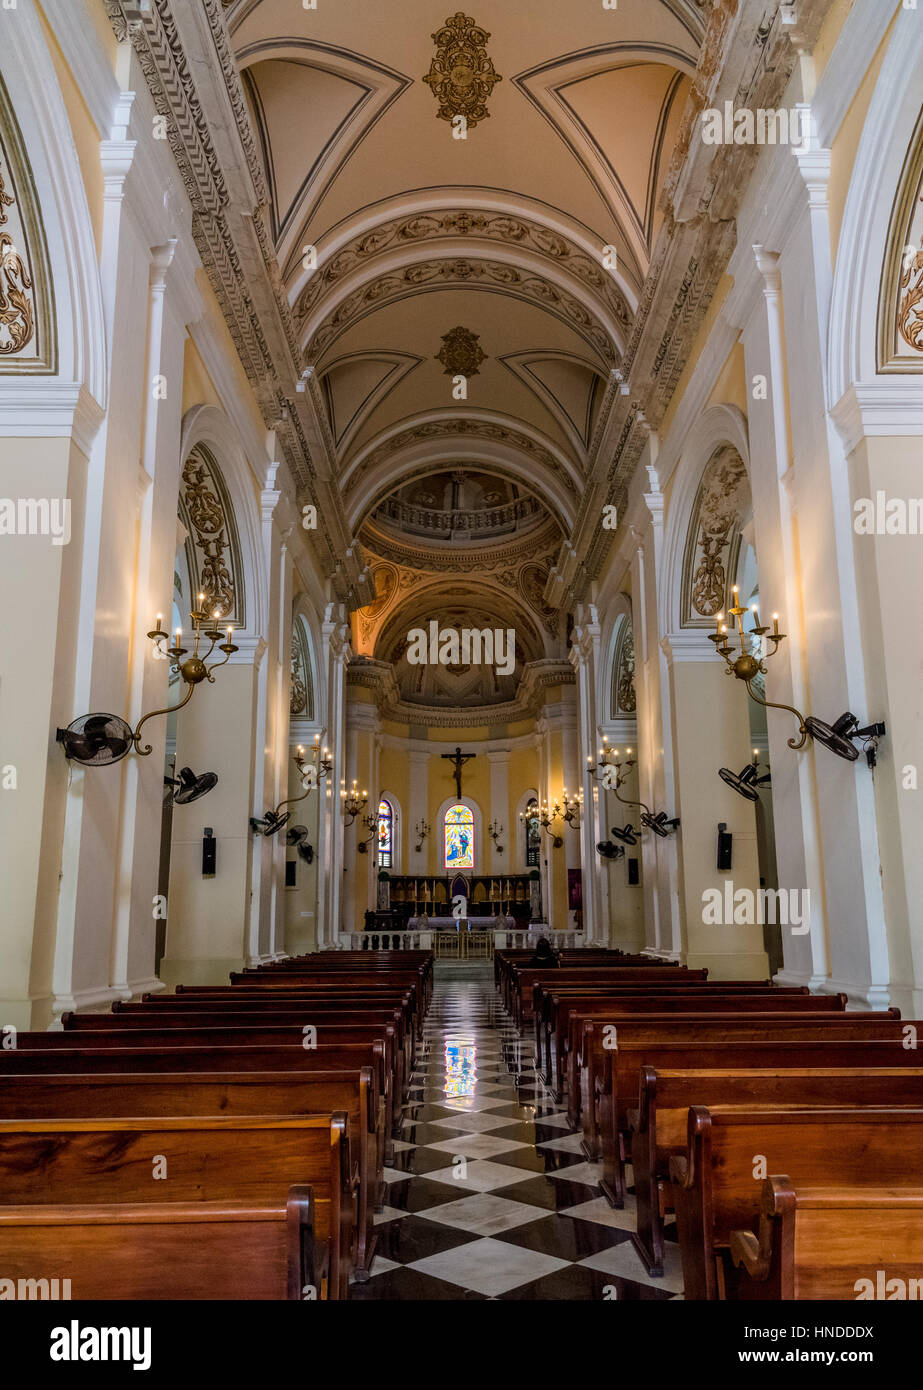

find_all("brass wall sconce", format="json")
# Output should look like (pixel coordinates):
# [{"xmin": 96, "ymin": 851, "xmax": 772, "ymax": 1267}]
[
  {"xmin": 559, "ymin": 789, "xmax": 582, "ymax": 829},
  {"xmin": 57, "ymin": 597, "xmax": 238, "ymax": 766},
  {"xmin": 250, "ymin": 746, "xmax": 322, "ymax": 837},
  {"xmin": 356, "ymin": 804, "xmax": 380, "ymax": 854},
  {"xmin": 594, "ymin": 746, "xmax": 680, "ymax": 838},
  {"xmin": 528, "ymin": 798, "xmax": 563, "ymax": 848},
  {"xmin": 488, "ymin": 818, "xmax": 505, "ymax": 852},
  {"xmin": 414, "ymin": 819, "xmax": 430, "ymax": 852},
  {"xmin": 294, "ymin": 732, "xmax": 332, "ymax": 788},
  {"xmin": 709, "ymin": 589, "xmax": 886, "ymax": 764},
  {"xmin": 341, "ymin": 780, "xmax": 368, "ymax": 827}
]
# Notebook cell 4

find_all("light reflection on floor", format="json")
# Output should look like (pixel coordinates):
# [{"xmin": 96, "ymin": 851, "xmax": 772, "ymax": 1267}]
[{"xmin": 443, "ymin": 1038, "xmax": 477, "ymax": 1099}]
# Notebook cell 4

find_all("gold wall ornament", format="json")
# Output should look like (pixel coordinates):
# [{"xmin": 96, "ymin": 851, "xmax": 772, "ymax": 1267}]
[
  {"xmin": 0, "ymin": 230, "xmax": 33, "ymax": 355},
  {"xmin": 878, "ymin": 105, "xmax": 923, "ymax": 371},
  {"xmin": 423, "ymin": 13, "xmax": 501, "ymax": 130},
  {"xmin": 614, "ymin": 619, "xmax": 636, "ymax": 715},
  {"xmin": 681, "ymin": 444, "xmax": 750, "ymax": 623},
  {"xmin": 0, "ymin": 75, "xmax": 55, "ymax": 372},
  {"xmin": 436, "ymin": 325, "xmax": 486, "ymax": 377},
  {"xmin": 899, "ymin": 241, "xmax": 923, "ymax": 353},
  {"xmin": 180, "ymin": 446, "xmax": 241, "ymax": 624},
  {"xmin": 290, "ymin": 619, "xmax": 314, "ymax": 717}
]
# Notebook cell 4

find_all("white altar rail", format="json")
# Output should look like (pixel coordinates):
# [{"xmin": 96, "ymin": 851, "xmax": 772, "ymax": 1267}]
[{"xmin": 337, "ymin": 929, "xmax": 587, "ymax": 953}]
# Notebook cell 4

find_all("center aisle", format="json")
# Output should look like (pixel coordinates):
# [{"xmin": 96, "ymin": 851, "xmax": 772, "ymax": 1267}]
[{"xmin": 351, "ymin": 963, "xmax": 684, "ymax": 1300}]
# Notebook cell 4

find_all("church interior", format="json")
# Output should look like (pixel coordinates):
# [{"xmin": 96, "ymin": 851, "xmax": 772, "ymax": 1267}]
[{"xmin": 2, "ymin": 0, "xmax": 923, "ymax": 1322}]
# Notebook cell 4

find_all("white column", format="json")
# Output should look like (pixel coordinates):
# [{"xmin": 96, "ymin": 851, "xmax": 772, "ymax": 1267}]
[
  {"xmin": 408, "ymin": 749, "xmax": 429, "ymax": 880},
  {"xmin": 111, "ymin": 239, "xmax": 178, "ymax": 1000},
  {"xmin": 571, "ymin": 605, "xmax": 603, "ymax": 942},
  {"xmin": 487, "ymin": 748, "xmax": 510, "ymax": 875}
]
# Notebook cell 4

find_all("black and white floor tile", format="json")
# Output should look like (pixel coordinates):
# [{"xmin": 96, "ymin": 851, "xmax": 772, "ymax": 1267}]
[{"xmin": 350, "ymin": 966, "xmax": 685, "ymax": 1301}]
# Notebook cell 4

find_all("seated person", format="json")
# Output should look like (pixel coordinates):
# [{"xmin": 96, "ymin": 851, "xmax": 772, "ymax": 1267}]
[{"xmin": 527, "ymin": 935, "xmax": 559, "ymax": 968}]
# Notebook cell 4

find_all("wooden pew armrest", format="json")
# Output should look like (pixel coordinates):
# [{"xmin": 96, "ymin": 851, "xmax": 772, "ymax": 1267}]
[
  {"xmin": 729, "ymin": 1175, "xmax": 794, "ymax": 1285},
  {"xmin": 728, "ymin": 1228, "xmax": 766, "ymax": 1280}
]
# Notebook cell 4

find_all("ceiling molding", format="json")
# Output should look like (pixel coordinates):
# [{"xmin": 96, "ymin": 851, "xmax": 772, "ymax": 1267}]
[
  {"xmin": 499, "ymin": 351, "xmax": 607, "ymax": 455},
  {"xmin": 319, "ymin": 350, "xmax": 423, "ymax": 458},
  {"xmin": 291, "ymin": 201, "xmax": 636, "ymax": 339},
  {"xmin": 235, "ymin": 38, "xmax": 412, "ymax": 265},
  {"xmin": 347, "ymin": 656, "xmax": 575, "ymax": 728},
  {"xmin": 512, "ymin": 43, "xmax": 698, "ymax": 275},
  {"xmin": 304, "ymin": 254, "xmax": 622, "ymax": 369},
  {"xmin": 340, "ymin": 410, "xmax": 583, "ymax": 531}
]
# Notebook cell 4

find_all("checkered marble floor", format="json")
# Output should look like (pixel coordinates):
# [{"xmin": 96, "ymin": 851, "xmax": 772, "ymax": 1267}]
[{"xmin": 350, "ymin": 965, "xmax": 684, "ymax": 1300}]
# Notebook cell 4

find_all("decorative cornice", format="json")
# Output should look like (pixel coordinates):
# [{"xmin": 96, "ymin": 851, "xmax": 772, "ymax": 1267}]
[
  {"xmin": 346, "ymin": 656, "xmax": 575, "ymax": 728},
  {"xmin": 307, "ymin": 256, "xmax": 618, "ymax": 367},
  {"xmin": 293, "ymin": 206, "xmax": 632, "ymax": 340}
]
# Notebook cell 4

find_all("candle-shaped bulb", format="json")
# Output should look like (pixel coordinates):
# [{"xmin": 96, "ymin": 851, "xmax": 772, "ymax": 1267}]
[{"xmin": 772, "ymin": 612, "xmax": 780, "ymax": 636}]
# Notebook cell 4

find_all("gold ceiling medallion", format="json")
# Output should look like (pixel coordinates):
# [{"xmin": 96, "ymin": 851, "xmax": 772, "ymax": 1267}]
[
  {"xmin": 423, "ymin": 13, "xmax": 501, "ymax": 130},
  {"xmin": 436, "ymin": 325, "xmax": 486, "ymax": 376}
]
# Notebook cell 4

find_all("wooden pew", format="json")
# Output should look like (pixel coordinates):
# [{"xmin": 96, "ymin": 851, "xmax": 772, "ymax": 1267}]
[
  {"xmin": 727, "ymin": 1176, "xmax": 923, "ymax": 1301},
  {"xmin": 0, "ymin": 1067, "xmax": 382, "ymax": 1278},
  {"xmin": 631, "ymin": 1065, "xmax": 923, "ymax": 1276},
  {"xmin": 122, "ymin": 996, "xmax": 415, "ymax": 1086},
  {"xmin": 508, "ymin": 966, "xmax": 709, "ymax": 1027},
  {"xmin": 532, "ymin": 979, "xmax": 800, "ymax": 1080},
  {"xmin": 586, "ymin": 1011, "xmax": 903, "ymax": 1176},
  {"xmin": 0, "ymin": 1113, "xmax": 355, "ymax": 1299},
  {"xmin": 592, "ymin": 1016, "xmax": 907, "ymax": 1204},
  {"xmin": 0, "ymin": 1192, "xmax": 318, "ymax": 1300},
  {"xmin": 669, "ymin": 1105, "xmax": 923, "ymax": 1299},
  {"xmin": 542, "ymin": 988, "xmax": 828, "ymax": 1100},
  {"xmin": 63, "ymin": 1012, "xmax": 407, "ymax": 1115}
]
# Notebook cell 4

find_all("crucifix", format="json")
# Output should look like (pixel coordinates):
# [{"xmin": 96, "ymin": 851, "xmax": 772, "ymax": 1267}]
[{"xmin": 442, "ymin": 745, "xmax": 476, "ymax": 798}]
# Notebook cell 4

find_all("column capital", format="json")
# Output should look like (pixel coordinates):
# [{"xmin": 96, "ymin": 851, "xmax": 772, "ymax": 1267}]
[{"xmin": 660, "ymin": 630, "xmax": 724, "ymax": 667}]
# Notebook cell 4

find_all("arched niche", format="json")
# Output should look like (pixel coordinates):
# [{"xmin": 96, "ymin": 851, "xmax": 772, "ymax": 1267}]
[
  {"xmin": 659, "ymin": 403, "xmax": 752, "ymax": 637},
  {"xmin": 179, "ymin": 405, "xmax": 267, "ymax": 640},
  {"xmin": 0, "ymin": 10, "xmax": 106, "ymax": 407},
  {"xmin": 827, "ymin": 7, "xmax": 923, "ymax": 400}
]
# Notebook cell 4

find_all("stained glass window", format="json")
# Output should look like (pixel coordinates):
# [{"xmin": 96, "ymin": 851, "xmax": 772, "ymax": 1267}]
[
  {"xmin": 377, "ymin": 799, "xmax": 392, "ymax": 868},
  {"xmin": 444, "ymin": 803, "xmax": 474, "ymax": 870},
  {"xmin": 525, "ymin": 798, "xmax": 540, "ymax": 867}
]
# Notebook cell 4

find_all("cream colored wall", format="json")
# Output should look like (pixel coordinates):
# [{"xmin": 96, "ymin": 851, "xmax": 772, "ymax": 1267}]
[
  {"xmin": 669, "ymin": 660, "xmax": 767, "ymax": 978},
  {"xmin": 36, "ymin": 6, "xmax": 105, "ymax": 256},
  {"xmin": 162, "ymin": 663, "xmax": 259, "ymax": 987},
  {"xmin": 0, "ymin": 436, "xmax": 84, "ymax": 1027},
  {"xmin": 827, "ymin": 13, "xmax": 896, "ymax": 262}
]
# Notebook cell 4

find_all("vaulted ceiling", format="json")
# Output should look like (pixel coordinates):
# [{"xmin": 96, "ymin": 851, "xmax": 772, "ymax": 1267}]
[
  {"xmin": 115, "ymin": 0, "xmax": 825, "ymax": 715},
  {"xmin": 222, "ymin": 0, "xmax": 704, "ymax": 693}
]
